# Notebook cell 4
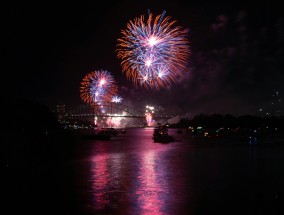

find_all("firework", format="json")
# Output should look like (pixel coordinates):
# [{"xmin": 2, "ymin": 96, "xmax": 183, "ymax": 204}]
[
  {"xmin": 145, "ymin": 112, "xmax": 153, "ymax": 126},
  {"xmin": 112, "ymin": 95, "xmax": 123, "ymax": 103},
  {"xmin": 117, "ymin": 10, "xmax": 190, "ymax": 89},
  {"xmin": 80, "ymin": 70, "xmax": 118, "ymax": 105}
]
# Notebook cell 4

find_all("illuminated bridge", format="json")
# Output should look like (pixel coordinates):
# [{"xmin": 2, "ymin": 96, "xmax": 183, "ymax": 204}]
[{"xmin": 65, "ymin": 103, "xmax": 174, "ymax": 123}]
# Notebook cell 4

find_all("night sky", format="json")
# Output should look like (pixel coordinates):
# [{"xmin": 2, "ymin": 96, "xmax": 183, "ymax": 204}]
[{"xmin": 3, "ymin": 0, "xmax": 284, "ymax": 116}]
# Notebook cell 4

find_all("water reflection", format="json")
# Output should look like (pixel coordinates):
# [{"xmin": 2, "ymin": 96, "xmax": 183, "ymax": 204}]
[
  {"xmin": 90, "ymin": 152, "xmax": 110, "ymax": 210},
  {"xmin": 89, "ymin": 141, "xmax": 127, "ymax": 212},
  {"xmin": 135, "ymin": 150, "xmax": 169, "ymax": 214},
  {"xmin": 88, "ymin": 129, "xmax": 173, "ymax": 214},
  {"xmin": 77, "ymin": 128, "xmax": 284, "ymax": 214}
]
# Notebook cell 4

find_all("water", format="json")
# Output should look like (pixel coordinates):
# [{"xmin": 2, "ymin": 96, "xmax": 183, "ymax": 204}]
[{"xmin": 4, "ymin": 128, "xmax": 284, "ymax": 214}]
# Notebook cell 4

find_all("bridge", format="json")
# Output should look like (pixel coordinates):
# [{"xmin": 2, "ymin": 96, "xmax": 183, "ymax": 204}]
[{"xmin": 64, "ymin": 103, "xmax": 174, "ymax": 126}]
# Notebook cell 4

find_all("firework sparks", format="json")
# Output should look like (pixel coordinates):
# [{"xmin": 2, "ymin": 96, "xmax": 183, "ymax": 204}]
[
  {"xmin": 80, "ymin": 70, "xmax": 118, "ymax": 105},
  {"xmin": 117, "ymin": 10, "xmax": 190, "ymax": 89},
  {"xmin": 112, "ymin": 95, "xmax": 123, "ymax": 103}
]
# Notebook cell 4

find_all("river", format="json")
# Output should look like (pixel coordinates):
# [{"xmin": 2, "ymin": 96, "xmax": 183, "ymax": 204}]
[{"xmin": 4, "ymin": 128, "xmax": 284, "ymax": 214}]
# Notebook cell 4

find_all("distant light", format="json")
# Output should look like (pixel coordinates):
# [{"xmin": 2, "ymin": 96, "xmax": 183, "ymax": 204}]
[{"xmin": 146, "ymin": 106, "xmax": 154, "ymax": 110}]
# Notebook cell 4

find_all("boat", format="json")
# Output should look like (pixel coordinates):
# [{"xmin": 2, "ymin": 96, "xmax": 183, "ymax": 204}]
[
  {"xmin": 153, "ymin": 134, "xmax": 175, "ymax": 143},
  {"xmin": 153, "ymin": 126, "xmax": 175, "ymax": 143},
  {"xmin": 100, "ymin": 127, "xmax": 118, "ymax": 136}
]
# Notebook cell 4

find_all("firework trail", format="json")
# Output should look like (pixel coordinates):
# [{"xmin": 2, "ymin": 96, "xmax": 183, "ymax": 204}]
[{"xmin": 117, "ymin": 10, "xmax": 190, "ymax": 89}]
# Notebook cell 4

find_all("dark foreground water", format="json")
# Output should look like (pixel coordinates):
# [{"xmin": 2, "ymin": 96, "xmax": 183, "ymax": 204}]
[{"xmin": 4, "ymin": 128, "xmax": 284, "ymax": 214}]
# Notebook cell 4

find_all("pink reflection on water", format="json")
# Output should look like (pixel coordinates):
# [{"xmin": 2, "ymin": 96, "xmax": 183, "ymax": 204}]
[
  {"xmin": 135, "ymin": 150, "xmax": 169, "ymax": 215},
  {"xmin": 90, "ymin": 153, "xmax": 110, "ymax": 210},
  {"xmin": 90, "ymin": 143, "xmax": 125, "ymax": 212}
]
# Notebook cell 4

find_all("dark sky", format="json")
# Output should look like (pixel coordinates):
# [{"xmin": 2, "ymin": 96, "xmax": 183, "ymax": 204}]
[{"xmin": 3, "ymin": 0, "xmax": 284, "ymax": 116}]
